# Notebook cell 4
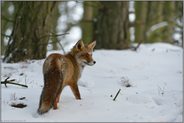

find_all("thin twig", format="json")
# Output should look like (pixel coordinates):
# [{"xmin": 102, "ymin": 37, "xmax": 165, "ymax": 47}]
[
  {"xmin": 50, "ymin": 32, "xmax": 68, "ymax": 54},
  {"xmin": 113, "ymin": 89, "xmax": 121, "ymax": 101},
  {"xmin": 39, "ymin": 32, "xmax": 69, "ymax": 40},
  {"xmin": 50, "ymin": 32, "xmax": 70, "ymax": 37},
  {"xmin": 1, "ymin": 33, "xmax": 12, "ymax": 38},
  {"xmin": 56, "ymin": 40, "xmax": 66, "ymax": 54},
  {"xmin": 38, "ymin": 32, "xmax": 69, "ymax": 54}
]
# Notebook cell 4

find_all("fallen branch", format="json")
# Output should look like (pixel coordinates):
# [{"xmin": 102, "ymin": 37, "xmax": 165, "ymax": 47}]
[
  {"xmin": 1, "ymin": 77, "xmax": 28, "ymax": 88},
  {"xmin": 113, "ymin": 89, "xmax": 121, "ymax": 101},
  {"xmin": 11, "ymin": 103, "xmax": 27, "ymax": 108}
]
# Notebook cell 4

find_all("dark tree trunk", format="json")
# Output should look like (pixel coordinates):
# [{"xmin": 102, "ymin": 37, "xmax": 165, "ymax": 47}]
[
  {"xmin": 135, "ymin": 1, "xmax": 148, "ymax": 43},
  {"xmin": 81, "ymin": 2, "xmax": 100, "ymax": 44},
  {"xmin": 50, "ymin": 3, "xmax": 60, "ymax": 50},
  {"xmin": 95, "ymin": 1, "xmax": 130, "ymax": 49},
  {"xmin": 81, "ymin": 1, "xmax": 94, "ymax": 43},
  {"xmin": 162, "ymin": 1, "xmax": 175, "ymax": 43},
  {"xmin": 3, "ymin": 2, "xmax": 57, "ymax": 63},
  {"xmin": 145, "ymin": 1, "xmax": 164, "ymax": 42}
]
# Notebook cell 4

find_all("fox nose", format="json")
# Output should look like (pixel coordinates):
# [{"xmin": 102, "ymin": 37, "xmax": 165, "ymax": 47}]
[{"xmin": 93, "ymin": 61, "xmax": 96, "ymax": 64}]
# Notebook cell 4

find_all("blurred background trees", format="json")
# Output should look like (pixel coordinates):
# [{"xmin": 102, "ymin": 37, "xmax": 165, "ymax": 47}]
[
  {"xmin": 1, "ymin": 1, "xmax": 183, "ymax": 63},
  {"xmin": 135, "ymin": 1, "xmax": 181, "ymax": 44}
]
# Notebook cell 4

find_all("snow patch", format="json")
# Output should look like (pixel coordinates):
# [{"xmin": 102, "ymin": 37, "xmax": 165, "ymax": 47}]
[{"xmin": 1, "ymin": 43, "xmax": 183, "ymax": 122}]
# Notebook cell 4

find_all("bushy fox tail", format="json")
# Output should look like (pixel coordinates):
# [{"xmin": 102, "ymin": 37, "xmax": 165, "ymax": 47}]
[{"xmin": 37, "ymin": 68, "xmax": 63, "ymax": 115}]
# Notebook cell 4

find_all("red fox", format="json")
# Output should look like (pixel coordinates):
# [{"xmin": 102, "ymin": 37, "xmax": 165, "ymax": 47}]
[{"xmin": 37, "ymin": 40, "xmax": 96, "ymax": 114}]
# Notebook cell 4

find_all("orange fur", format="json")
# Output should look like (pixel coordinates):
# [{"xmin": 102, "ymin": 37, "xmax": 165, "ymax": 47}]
[{"xmin": 37, "ymin": 40, "xmax": 96, "ymax": 114}]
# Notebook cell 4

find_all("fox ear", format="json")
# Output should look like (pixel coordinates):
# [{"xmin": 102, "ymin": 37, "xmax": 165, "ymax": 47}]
[
  {"xmin": 88, "ymin": 41, "xmax": 96, "ymax": 50},
  {"xmin": 75, "ymin": 40, "xmax": 84, "ymax": 50}
]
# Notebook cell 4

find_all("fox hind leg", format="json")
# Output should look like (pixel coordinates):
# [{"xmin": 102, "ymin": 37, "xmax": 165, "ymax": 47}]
[{"xmin": 53, "ymin": 85, "xmax": 63, "ymax": 109}]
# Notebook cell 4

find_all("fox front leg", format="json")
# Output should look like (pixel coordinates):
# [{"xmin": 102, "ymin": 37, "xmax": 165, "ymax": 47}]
[{"xmin": 69, "ymin": 83, "xmax": 81, "ymax": 100}]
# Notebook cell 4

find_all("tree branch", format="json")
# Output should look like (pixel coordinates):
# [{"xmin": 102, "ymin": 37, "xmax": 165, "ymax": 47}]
[
  {"xmin": 47, "ymin": 39, "xmax": 66, "ymax": 54},
  {"xmin": 39, "ymin": 32, "xmax": 69, "ymax": 40},
  {"xmin": 39, "ymin": 32, "xmax": 69, "ymax": 54},
  {"xmin": 50, "ymin": 32, "xmax": 70, "ymax": 37},
  {"xmin": 1, "ymin": 33, "xmax": 12, "ymax": 38}
]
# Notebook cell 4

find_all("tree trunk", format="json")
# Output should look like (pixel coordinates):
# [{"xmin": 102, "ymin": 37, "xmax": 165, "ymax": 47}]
[
  {"xmin": 175, "ymin": 1, "xmax": 183, "ymax": 46},
  {"xmin": 145, "ymin": 1, "xmax": 164, "ymax": 42},
  {"xmin": 3, "ymin": 2, "xmax": 57, "ymax": 63},
  {"xmin": 162, "ymin": 1, "xmax": 175, "ymax": 43},
  {"xmin": 135, "ymin": 1, "xmax": 148, "ymax": 43},
  {"xmin": 81, "ymin": 1, "xmax": 94, "ymax": 43},
  {"xmin": 50, "ymin": 3, "xmax": 60, "ymax": 50},
  {"xmin": 95, "ymin": 1, "xmax": 130, "ymax": 49}
]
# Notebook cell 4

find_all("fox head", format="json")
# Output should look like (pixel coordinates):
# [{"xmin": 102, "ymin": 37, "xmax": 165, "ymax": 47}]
[{"xmin": 71, "ymin": 40, "xmax": 96, "ymax": 66}]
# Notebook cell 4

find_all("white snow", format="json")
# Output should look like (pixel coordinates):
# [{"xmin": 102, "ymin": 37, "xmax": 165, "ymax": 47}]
[{"xmin": 1, "ymin": 43, "xmax": 183, "ymax": 122}]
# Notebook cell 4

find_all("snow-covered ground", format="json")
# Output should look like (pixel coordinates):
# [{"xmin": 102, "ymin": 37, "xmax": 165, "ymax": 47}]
[{"xmin": 1, "ymin": 43, "xmax": 183, "ymax": 122}]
